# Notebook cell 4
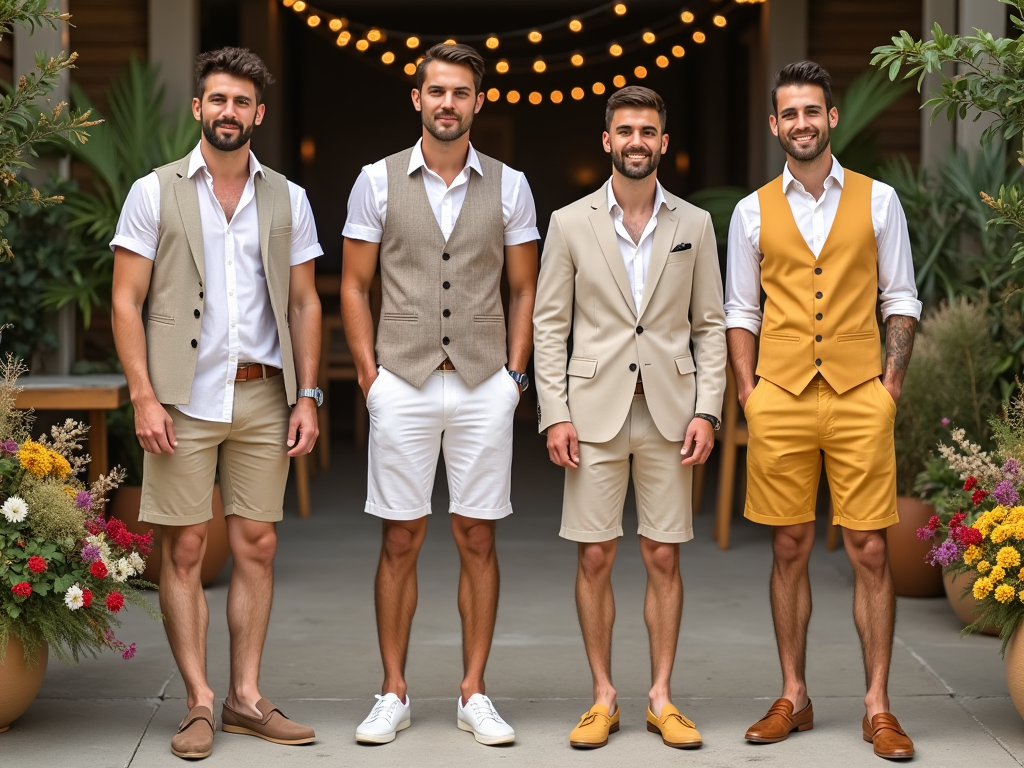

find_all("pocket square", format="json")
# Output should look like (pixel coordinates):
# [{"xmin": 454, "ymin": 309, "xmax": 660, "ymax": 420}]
[{"xmin": 671, "ymin": 242, "xmax": 692, "ymax": 252}]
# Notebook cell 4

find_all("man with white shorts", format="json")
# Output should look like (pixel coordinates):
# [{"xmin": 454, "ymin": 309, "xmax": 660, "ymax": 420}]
[{"xmin": 340, "ymin": 42, "xmax": 539, "ymax": 746}]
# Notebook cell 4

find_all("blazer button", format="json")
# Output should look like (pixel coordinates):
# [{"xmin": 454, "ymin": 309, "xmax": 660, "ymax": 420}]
[
  {"xmin": 814, "ymin": 267, "xmax": 822, "ymax": 275},
  {"xmin": 442, "ymin": 336, "xmax": 450, "ymax": 345},
  {"xmin": 442, "ymin": 252, "xmax": 451, "ymax": 261},
  {"xmin": 815, "ymin": 358, "xmax": 822, "ymax": 366},
  {"xmin": 194, "ymin": 309, "xmax": 201, "ymax": 318},
  {"xmin": 191, "ymin": 339, "xmax": 198, "ymax": 348},
  {"xmin": 815, "ymin": 291, "xmax": 823, "ymax": 299},
  {"xmin": 443, "ymin": 309, "xmax": 451, "ymax": 317},
  {"xmin": 443, "ymin": 281, "xmax": 451, "ymax": 289},
  {"xmin": 199, "ymin": 291, "xmax": 204, "ymax": 299},
  {"xmin": 629, "ymin": 363, "xmax": 637, "ymax": 372},
  {"xmin": 816, "ymin": 313, "xmax": 823, "ymax": 320},
  {"xmin": 636, "ymin": 326, "xmax": 644, "ymax": 334},
  {"xmin": 815, "ymin": 335, "xmax": 822, "ymax": 342}
]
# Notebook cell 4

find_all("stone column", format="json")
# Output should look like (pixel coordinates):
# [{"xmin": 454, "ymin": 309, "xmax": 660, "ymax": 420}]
[
  {"xmin": 148, "ymin": 0, "xmax": 200, "ymax": 112},
  {"xmin": 240, "ymin": 0, "xmax": 286, "ymax": 170},
  {"xmin": 919, "ymin": 0, "xmax": 957, "ymax": 172},
  {"xmin": 956, "ymin": 0, "xmax": 1007, "ymax": 154},
  {"xmin": 756, "ymin": 0, "xmax": 808, "ymax": 185}
]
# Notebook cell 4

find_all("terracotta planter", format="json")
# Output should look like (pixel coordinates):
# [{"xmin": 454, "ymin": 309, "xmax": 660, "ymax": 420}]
[
  {"xmin": 1006, "ymin": 628, "xmax": 1024, "ymax": 720},
  {"xmin": 107, "ymin": 484, "xmax": 230, "ymax": 586},
  {"xmin": 943, "ymin": 570, "xmax": 1000, "ymax": 636},
  {"xmin": 0, "ymin": 636, "xmax": 47, "ymax": 734},
  {"xmin": 887, "ymin": 496, "xmax": 944, "ymax": 597}
]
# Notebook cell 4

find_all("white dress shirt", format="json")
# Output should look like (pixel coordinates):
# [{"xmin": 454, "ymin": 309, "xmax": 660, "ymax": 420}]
[
  {"xmin": 606, "ymin": 178, "xmax": 668, "ymax": 313},
  {"xmin": 342, "ymin": 138, "xmax": 540, "ymax": 245},
  {"xmin": 725, "ymin": 157, "xmax": 922, "ymax": 334},
  {"xmin": 110, "ymin": 143, "xmax": 323, "ymax": 423}
]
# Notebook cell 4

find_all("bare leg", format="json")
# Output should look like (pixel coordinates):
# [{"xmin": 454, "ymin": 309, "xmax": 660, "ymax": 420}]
[
  {"xmin": 160, "ymin": 522, "xmax": 215, "ymax": 712},
  {"xmin": 770, "ymin": 522, "xmax": 815, "ymax": 711},
  {"xmin": 843, "ymin": 528, "xmax": 894, "ymax": 718},
  {"xmin": 376, "ymin": 518, "xmax": 428, "ymax": 700},
  {"xmin": 451, "ymin": 514, "xmax": 499, "ymax": 701},
  {"xmin": 223, "ymin": 517, "xmax": 277, "ymax": 718},
  {"xmin": 576, "ymin": 540, "xmax": 619, "ymax": 712},
  {"xmin": 639, "ymin": 538, "xmax": 682, "ymax": 716}
]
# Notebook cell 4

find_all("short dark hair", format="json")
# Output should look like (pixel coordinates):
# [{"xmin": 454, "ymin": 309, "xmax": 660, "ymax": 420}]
[
  {"xmin": 195, "ymin": 47, "xmax": 275, "ymax": 103},
  {"xmin": 771, "ymin": 60, "xmax": 833, "ymax": 114},
  {"xmin": 605, "ymin": 86, "xmax": 667, "ymax": 132},
  {"xmin": 416, "ymin": 42, "xmax": 485, "ymax": 95}
]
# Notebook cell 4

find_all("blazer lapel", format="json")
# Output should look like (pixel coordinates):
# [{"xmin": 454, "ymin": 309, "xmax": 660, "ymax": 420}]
[
  {"xmin": 588, "ymin": 187, "xmax": 637, "ymax": 318},
  {"xmin": 172, "ymin": 157, "xmax": 206, "ymax": 285},
  {"xmin": 254, "ymin": 172, "xmax": 274, "ymax": 278},
  {"xmin": 637, "ymin": 204, "xmax": 679, "ymax": 320}
]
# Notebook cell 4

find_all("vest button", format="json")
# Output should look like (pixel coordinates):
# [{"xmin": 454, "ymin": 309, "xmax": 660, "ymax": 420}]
[
  {"xmin": 636, "ymin": 326, "xmax": 644, "ymax": 334},
  {"xmin": 442, "ymin": 252, "xmax": 451, "ymax": 261},
  {"xmin": 815, "ymin": 291, "xmax": 823, "ymax": 299},
  {"xmin": 814, "ymin": 267, "xmax": 822, "ymax": 275},
  {"xmin": 442, "ymin": 336, "xmax": 450, "ymax": 345},
  {"xmin": 815, "ymin": 335, "xmax": 822, "ymax": 342},
  {"xmin": 199, "ymin": 291, "xmax": 204, "ymax": 299},
  {"xmin": 191, "ymin": 339, "xmax": 198, "ymax": 348},
  {"xmin": 443, "ymin": 309, "xmax": 451, "ymax": 318},
  {"xmin": 629, "ymin": 363, "xmax": 637, "ymax": 372},
  {"xmin": 816, "ymin": 313, "xmax": 823, "ymax": 320},
  {"xmin": 194, "ymin": 309, "xmax": 201, "ymax": 318},
  {"xmin": 443, "ymin": 281, "xmax": 451, "ymax": 289},
  {"xmin": 815, "ymin": 358, "xmax": 822, "ymax": 366}
]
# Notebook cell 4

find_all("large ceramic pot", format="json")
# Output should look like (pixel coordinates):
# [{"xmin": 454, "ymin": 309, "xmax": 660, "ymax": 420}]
[
  {"xmin": 887, "ymin": 496, "xmax": 944, "ymax": 597},
  {"xmin": 107, "ymin": 484, "xmax": 230, "ymax": 586},
  {"xmin": 1005, "ymin": 628, "xmax": 1024, "ymax": 720},
  {"xmin": 943, "ymin": 570, "xmax": 1000, "ymax": 636},
  {"xmin": 0, "ymin": 636, "xmax": 47, "ymax": 733}
]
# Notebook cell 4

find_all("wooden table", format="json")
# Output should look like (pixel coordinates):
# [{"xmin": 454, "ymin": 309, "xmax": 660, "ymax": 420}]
[{"xmin": 14, "ymin": 374, "xmax": 130, "ymax": 484}]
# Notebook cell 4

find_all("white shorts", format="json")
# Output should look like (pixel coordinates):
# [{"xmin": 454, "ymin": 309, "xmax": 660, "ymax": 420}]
[{"xmin": 365, "ymin": 366, "xmax": 519, "ymax": 520}]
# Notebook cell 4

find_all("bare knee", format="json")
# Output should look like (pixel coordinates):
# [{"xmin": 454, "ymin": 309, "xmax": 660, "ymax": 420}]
[
  {"xmin": 164, "ymin": 527, "xmax": 206, "ymax": 575},
  {"xmin": 455, "ymin": 521, "xmax": 495, "ymax": 562},
  {"xmin": 235, "ymin": 528, "xmax": 277, "ymax": 568},
  {"xmin": 641, "ymin": 541, "xmax": 679, "ymax": 579},
  {"xmin": 579, "ymin": 542, "xmax": 616, "ymax": 580},
  {"xmin": 845, "ymin": 530, "xmax": 888, "ymax": 573},
  {"xmin": 773, "ymin": 525, "xmax": 814, "ymax": 567},
  {"xmin": 382, "ymin": 522, "xmax": 424, "ymax": 563}
]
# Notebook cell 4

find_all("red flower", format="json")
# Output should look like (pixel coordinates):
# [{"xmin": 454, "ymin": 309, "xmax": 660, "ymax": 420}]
[
  {"xmin": 11, "ymin": 582, "xmax": 31, "ymax": 598},
  {"xmin": 90, "ymin": 561, "xmax": 108, "ymax": 579},
  {"xmin": 82, "ymin": 588, "xmax": 93, "ymax": 608},
  {"xmin": 964, "ymin": 476, "xmax": 978, "ymax": 491},
  {"xmin": 105, "ymin": 518, "xmax": 134, "ymax": 549},
  {"xmin": 27, "ymin": 555, "xmax": 47, "ymax": 573},
  {"xmin": 927, "ymin": 515, "xmax": 941, "ymax": 531},
  {"xmin": 133, "ymin": 531, "xmax": 154, "ymax": 557},
  {"xmin": 85, "ymin": 518, "xmax": 104, "ymax": 536},
  {"xmin": 105, "ymin": 591, "xmax": 125, "ymax": 613},
  {"xmin": 949, "ymin": 512, "xmax": 967, "ymax": 529},
  {"xmin": 955, "ymin": 526, "xmax": 983, "ymax": 546},
  {"xmin": 972, "ymin": 489, "xmax": 990, "ymax": 505}
]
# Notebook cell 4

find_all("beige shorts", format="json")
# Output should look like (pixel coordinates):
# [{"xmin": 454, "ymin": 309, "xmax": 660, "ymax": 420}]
[
  {"xmin": 140, "ymin": 376, "xmax": 292, "ymax": 526},
  {"xmin": 560, "ymin": 395, "xmax": 694, "ymax": 544}
]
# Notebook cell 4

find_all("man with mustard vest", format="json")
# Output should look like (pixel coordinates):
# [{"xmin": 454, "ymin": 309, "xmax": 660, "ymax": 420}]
[
  {"xmin": 111, "ymin": 48, "xmax": 321, "ymax": 760},
  {"xmin": 725, "ymin": 61, "xmax": 921, "ymax": 760}
]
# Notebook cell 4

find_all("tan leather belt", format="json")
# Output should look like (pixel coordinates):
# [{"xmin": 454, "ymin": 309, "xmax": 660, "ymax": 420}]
[
  {"xmin": 235, "ymin": 363, "xmax": 282, "ymax": 381},
  {"xmin": 437, "ymin": 358, "xmax": 457, "ymax": 371}
]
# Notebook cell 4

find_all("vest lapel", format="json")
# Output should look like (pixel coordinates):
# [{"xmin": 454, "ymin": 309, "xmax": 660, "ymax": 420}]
[
  {"xmin": 637, "ymin": 204, "xmax": 678, "ymax": 320},
  {"xmin": 588, "ymin": 187, "xmax": 636, "ymax": 318},
  {"xmin": 173, "ymin": 158, "xmax": 206, "ymax": 285},
  {"xmin": 254, "ymin": 172, "xmax": 274, "ymax": 277}
]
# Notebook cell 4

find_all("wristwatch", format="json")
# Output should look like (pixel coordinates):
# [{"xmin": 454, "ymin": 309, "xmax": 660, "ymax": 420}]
[
  {"xmin": 508, "ymin": 370, "xmax": 530, "ymax": 392},
  {"xmin": 297, "ymin": 388, "xmax": 324, "ymax": 407},
  {"xmin": 695, "ymin": 412, "xmax": 720, "ymax": 431}
]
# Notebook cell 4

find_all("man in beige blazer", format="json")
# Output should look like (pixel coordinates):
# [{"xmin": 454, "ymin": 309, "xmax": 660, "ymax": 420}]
[{"xmin": 533, "ymin": 86, "xmax": 726, "ymax": 751}]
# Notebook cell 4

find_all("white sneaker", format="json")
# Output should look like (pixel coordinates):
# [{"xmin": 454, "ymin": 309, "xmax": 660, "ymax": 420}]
[
  {"xmin": 355, "ymin": 693, "xmax": 410, "ymax": 744},
  {"xmin": 457, "ymin": 693, "xmax": 515, "ymax": 745}
]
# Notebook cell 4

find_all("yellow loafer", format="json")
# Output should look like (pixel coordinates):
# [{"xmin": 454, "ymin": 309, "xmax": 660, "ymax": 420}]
[
  {"xmin": 569, "ymin": 703, "xmax": 620, "ymax": 749},
  {"xmin": 647, "ymin": 704, "xmax": 702, "ymax": 749}
]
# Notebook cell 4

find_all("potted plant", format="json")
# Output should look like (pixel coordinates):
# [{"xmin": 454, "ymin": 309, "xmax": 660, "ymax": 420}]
[{"xmin": 0, "ymin": 351, "xmax": 158, "ymax": 733}]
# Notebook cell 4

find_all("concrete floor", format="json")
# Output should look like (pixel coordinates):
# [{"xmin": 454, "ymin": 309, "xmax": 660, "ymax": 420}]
[{"xmin": 3, "ymin": 423, "xmax": 1023, "ymax": 767}]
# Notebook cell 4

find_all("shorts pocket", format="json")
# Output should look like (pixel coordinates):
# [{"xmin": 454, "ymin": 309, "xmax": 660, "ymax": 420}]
[
  {"xmin": 872, "ymin": 377, "xmax": 897, "ymax": 418},
  {"xmin": 366, "ymin": 367, "xmax": 385, "ymax": 406},
  {"xmin": 743, "ymin": 379, "xmax": 765, "ymax": 415}
]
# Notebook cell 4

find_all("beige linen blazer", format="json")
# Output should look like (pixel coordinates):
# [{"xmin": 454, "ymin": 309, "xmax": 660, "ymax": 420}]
[{"xmin": 534, "ymin": 183, "xmax": 727, "ymax": 444}]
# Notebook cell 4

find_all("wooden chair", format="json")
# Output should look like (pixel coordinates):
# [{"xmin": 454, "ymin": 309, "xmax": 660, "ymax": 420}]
[{"xmin": 316, "ymin": 312, "xmax": 366, "ymax": 471}]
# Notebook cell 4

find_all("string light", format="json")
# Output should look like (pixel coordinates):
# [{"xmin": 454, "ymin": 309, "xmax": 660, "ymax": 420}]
[
  {"xmin": 533, "ymin": 60, "xmax": 547, "ymax": 73},
  {"xmin": 404, "ymin": 62, "xmax": 416, "ymax": 75},
  {"xmin": 487, "ymin": 88, "xmax": 500, "ymax": 101},
  {"xmin": 367, "ymin": 28, "xmax": 382, "ymax": 42},
  {"xmin": 634, "ymin": 65, "xmax": 647, "ymax": 78},
  {"xmin": 613, "ymin": 75, "xmax": 626, "ymax": 87},
  {"xmin": 356, "ymin": 39, "xmax": 369, "ymax": 51},
  {"xmin": 529, "ymin": 91, "xmax": 542, "ymax": 104},
  {"xmin": 443, "ymin": 38, "xmax": 457, "ymax": 45},
  {"xmin": 551, "ymin": 90, "xmax": 564, "ymax": 103},
  {"xmin": 336, "ymin": 31, "xmax": 351, "ymax": 46},
  {"xmin": 381, "ymin": 52, "xmax": 395, "ymax": 64},
  {"xmin": 569, "ymin": 19, "xmax": 582, "ymax": 32},
  {"xmin": 672, "ymin": 45, "xmax": 685, "ymax": 57},
  {"xmin": 681, "ymin": 11, "xmax": 694, "ymax": 23},
  {"xmin": 692, "ymin": 31, "xmax": 706, "ymax": 43},
  {"xmin": 614, "ymin": 3, "xmax": 627, "ymax": 15},
  {"xmin": 713, "ymin": 15, "xmax": 727, "ymax": 27},
  {"xmin": 486, "ymin": 36, "xmax": 499, "ymax": 49},
  {"xmin": 656, "ymin": 55, "xmax": 669, "ymax": 68},
  {"xmin": 496, "ymin": 60, "xmax": 510, "ymax": 74},
  {"xmin": 642, "ymin": 31, "xmax": 655, "ymax": 44},
  {"xmin": 282, "ymin": 0, "xmax": 295, "ymax": 6},
  {"xmin": 328, "ymin": 18, "xmax": 343, "ymax": 31},
  {"xmin": 609, "ymin": 43, "xmax": 623, "ymax": 56},
  {"xmin": 528, "ymin": 30, "xmax": 543, "ymax": 43},
  {"xmin": 571, "ymin": 87, "xmax": 585, "ymax": 100},
  {"xmin": 307, "ymin": 15, "xmax": 320, "ymax": 27},
  {"xmin": 571, "ymin": 54, "xmax": 584, "ymax": 66},
  {"xmin": 507, "ymin": 90, "xmax": 521, "ymax": 103},
  {"xmin": 292, "ymin": 0, "xmax": 306, "ymax": 10},
  {"xmin": 406, "ymin": 36, "xmax": 419, "ymax": 48},
  {"xmin": 592, "ymin": 82, "xmax": 606, "ymax": 95}
]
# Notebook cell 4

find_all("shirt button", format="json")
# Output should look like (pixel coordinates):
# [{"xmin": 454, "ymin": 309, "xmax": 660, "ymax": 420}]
[
  {"xmin": 442, "ymin": 336, "xmax": 450, "ymax": 345},
  {"xmin": 442, "ymin": 253, "xmax": 451, "ymax": 261},
  {"xmin": 815, "ymin": 358, "xmax": 822, "ymax": 366},
  {"xmin": 443, "ymin": 281, "xmax": 451, "ymax": 289},
  {"xmin": 629, "ymin": 363, "xmax": 637, "ymax": 372},
  {"xmin": 199, "ymin": 291, "xmax": 204, "ymax": 299},
  {"xmin": 228, "ymin": 260, "xmax": 233, "ymax": 266},
  {"xmin": 636, "ymin": 326, "xmax": 644, "ymax": 334},
  {"xmin": 814, "ymin": 267, "xmax": 822, "ymax": 275},
  {"xmin": 229, "ymin": 291, "xmax": 234, "ymax": 296},
  {"xmin": 194, "ymin": 309, "xmax": 200, "ymax": 318},
  {"xmin": 815, "ymin": 335, "xmax": 822, "ymax": 342},
  {"xmin": 816, "ymin": 313, "xmax": 823, "ymax": 320},
  {"xmin": 443, "ymin": 309, "xmax": 451, "ymax": 318},
  {"xmin": 191, "ymin": 339, "xmax": 198, "ymax": 348},
  {"xmin": 815, "ymin": 291, "xmax": 823, "ymax": 299}
]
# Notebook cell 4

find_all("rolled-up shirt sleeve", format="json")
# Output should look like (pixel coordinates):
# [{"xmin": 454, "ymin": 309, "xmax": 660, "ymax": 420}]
[
  {"xmin": 342, "ymin": 165, "xmax": 385, "ymax": 243},
  {"xmin": 874, "ymin": 182, "xmax": 923, "ymax": 321},
  {"xmin": 287, "ymin": 182, "xmax": 323, "ymax": 266},
  {"xmin": 724, "ymin": 193, "xmax": 764, "ymax": 335},
  {"xmin": 109, "ymin": 175, "xmax": 160, "ymax": 259},
  {"xmin": 502, "ymin": 168, "xmax": 541, "ymax": 245}
]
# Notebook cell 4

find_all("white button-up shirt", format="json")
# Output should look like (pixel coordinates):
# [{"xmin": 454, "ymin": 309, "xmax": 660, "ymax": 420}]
[
  {"xmin": 606, "ymin": 178, "xmax": 668, "ymax": 313},
  {"xmin": 725, "ymin": 157, "xmax": 922, "ymax": 334},
  {"xmin": 110, "ymin": 143, "xmax": 323, "ymax": 422},
  {"xmin": 342, "ymin": 138, "xmax": 540, "ymax": 245}
]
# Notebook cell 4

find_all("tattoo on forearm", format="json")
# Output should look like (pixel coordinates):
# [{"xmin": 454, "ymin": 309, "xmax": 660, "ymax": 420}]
[{"xmin": 884, "ymin": 316, "xmax": 916, "ymax": 385}]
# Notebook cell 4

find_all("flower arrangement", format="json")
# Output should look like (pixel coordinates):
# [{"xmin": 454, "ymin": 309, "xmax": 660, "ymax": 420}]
[
  {"xmin": 917, "ymin": 389, "xmax": 1024, "ymax": 651},
  {"xmin": 0, "ymin": 348, "xmax": 158, "ymax": 666}
]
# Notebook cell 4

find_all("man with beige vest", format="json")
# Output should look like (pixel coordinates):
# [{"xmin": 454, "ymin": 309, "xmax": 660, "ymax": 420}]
[
  {"xmin": 110, "ymin": 48, "xmax": 320, "ymax": 759},
  {"xmin": 340, "ymin": 43, "xmax": 538, "ymax": 746},
  {"xmin": 534, "ymin": 86, "xmax": 726, "ymax": 750},
  {"xmin": 726, "ymin": 62, "xmax": 921, "ymax": 759}
]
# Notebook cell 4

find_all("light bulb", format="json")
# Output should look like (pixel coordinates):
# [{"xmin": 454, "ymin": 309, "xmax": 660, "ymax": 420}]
[
  {"xmin": 404, "ymin": 63, "xmax": 416, "ymax": 75},
  {"xmin": 681, "ymin": 11, "xmax": 694, "ymax": 23},
  {"xmin": 592, "ymin": 82, "xmax": 606, "ymax": 95},
  {"xmin": 292, "ymin": 0, "xmax": 306, "ymax": 11},
  {"xmin": 486, "ymin": 36, "xmax": 499, "ymax": 49},
  {"xmin": 634, "ymin": 66, "xmax": 647, "ymax": 78},
  {"xmin": 328, "ymin": 18, "xmax": 343, "ymax": 32},
  {"xmin": 614, "ymin": 3, "xmax": 627, "ymax": 15},
  {"xmin": 356, "ymin": 39, "xmax": 369, "ymax": 51},
  {"xmin": 609, "ymin": 44, "xmax": 623, "ymax": 57},
  {"xmin": 693, "ymin": 31, "xmax": 706, "ymax": 43},
  {"xmin": 672, "ymin": 45, "xmax": 685, "ymax": 57},
  {"xmin": 571, "ymin": 54, "xmax": 584, "ymax": 66},
  {"xmin": 613, "ymin": 75, "xmax": 626, "ymax": 87},
  {"xmin": 382, "ymin": 52, "xmax": 395, "ymax": 64},
  {"xmin": 656, "ymin": 55, "xmax": 669, "ymax": 68},
  {"xmin": 487, "ymin": 88, "xmax": 500, "ymax": 102},
  {"xmin": 713, "ymin": 15, "xmax": 727, "ymax": 27},
  {"xmin": 529, "ymin": 92, "xmax": 542, "ymax": 105},
  {"xmin": 306, "ymin": 15, "xmax": 320, "ymax": 27},
  {"xmin": 336, "ymin": 31, "xmax": 351, "ymax": 46},
  {"xmin": 571, "ymin": 87, "xmax": 585, "ymax": 100},
  {"xmin": 406, "ymin": 36, "xmax": 420, "ymax": 48},
  {"xmin": 367, "ymin": 29, "xmax": 382, "ymax": 42},
  {"xmin": 528, "ymin": 31, "xmax": 542, "ymax": 43},
  {"xmin": 643, "ymin": 31, "xmax": 655, "ymax": 44},
  {"xmin": 496, "ymin": 60, "xmax": 510, "ymax": 74},
  {"xmin": 551, "ymin": 90, "xmax": 564, "ymax": 103},
  {"xmin": 533, "ymin": 60, "xmax": 546, "ymax": 73},
  {"xmin": 569, "ymin": 19, "xmax": 582, "ymax": 32},
  {"xmin": 507, "ymin": 90, "xmax": 521, "ymax": 104}
]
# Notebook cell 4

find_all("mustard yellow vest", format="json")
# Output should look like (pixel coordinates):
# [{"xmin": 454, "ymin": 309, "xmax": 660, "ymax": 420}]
[{"xmin": 755, "ymin": 170, "xmax": 882, "ymax": 395}]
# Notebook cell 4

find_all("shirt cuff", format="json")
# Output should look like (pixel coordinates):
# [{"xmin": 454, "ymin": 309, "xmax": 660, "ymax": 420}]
[
  {"xmin": 289, "ymin": 243, "xmax": 323, "ymax": 267},
  {"xmin": 504, "ymin": 227, "xmax": 540, "ymax": 246},
  {"xmin": 342, "ymin": 224, "xmax": 383, "ymax": 243},
  {"xmin": 109, "ymin": 235, "xmax": 156, "ymax": 260},
  {"xmin": 725, "ymin": 315, "xmax": 762, "ymax": 335},
  {"xmin": 880, "ymin": 298, "xmax": 923, "ymax": 322}
]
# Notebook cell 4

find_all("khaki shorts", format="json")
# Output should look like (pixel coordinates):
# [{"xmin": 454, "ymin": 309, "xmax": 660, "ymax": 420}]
[
  {"xmin": 560, "ymin": 395, "xmax": 693, "ymax": 544},
  {"xmin": 140, "ymin": 376, "xmax": 291, "ymax": 526},
  {"xmin": 743, "ymin": 376, "xmax": 899, "ymax": 531}
]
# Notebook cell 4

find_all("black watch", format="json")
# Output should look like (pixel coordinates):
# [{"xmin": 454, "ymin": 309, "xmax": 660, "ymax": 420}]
[
  {"xmin": 508, "ymin": 369, "xmax": 530, "ymax": 392},
  {"xmin": 695, "ymin": 412, "xmax": 720, "ymax": 431}
]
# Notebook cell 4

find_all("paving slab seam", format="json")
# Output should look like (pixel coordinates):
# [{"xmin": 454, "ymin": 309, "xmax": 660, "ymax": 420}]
[{"xmin": 123, "ymin": 698, "xmax": 162, "ymax": 768}]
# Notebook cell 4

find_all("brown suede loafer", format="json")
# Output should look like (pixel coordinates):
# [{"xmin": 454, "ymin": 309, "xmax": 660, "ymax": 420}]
[
  {"xmin": 171, "ymin": 706, "xmax": 215, "ymax": 759},
  {"xmin": 745, "ymin": 698, "xmax": 813, "ymax": 743},
  {"xmin": 862, "ymin": 713, "xmax": 914, "ymax": 759},
  {"xmin": 221, "ymin": 698, "xmax": 315, "ymax": 745}
]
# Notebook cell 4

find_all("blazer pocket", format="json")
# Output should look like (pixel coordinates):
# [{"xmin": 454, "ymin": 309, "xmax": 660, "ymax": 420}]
[
  {"xmin": 567, "ymin": 357, "xmax": 598, "ymax": 378},
  {"xmin": 762, "ymin": 331, "xmax": 799, "ymax": 343},
  {"xmin": 666, "ymin": 251, "xmax": 696, "ymax": 265},
  {"xmin": 269, "ymin": 225, "xmax": 292, "ymax": 237},
  {"xmin": 675, "ymin": 355, "xmax": 696, "ymax": 375},
  {"xmin": 381, "ymin": 312, "xmax": 417, "ymax": 322},
  {"xmin": 473, "ymin": 314, "xmax": 505, "ymax": 323},
  {"xmin": 837, "ymin": 331, "xmax": 876, "ymax": 342},
  {"xmin": 147, "ymin": 313, "xmax": 175, "ymax": 326}
]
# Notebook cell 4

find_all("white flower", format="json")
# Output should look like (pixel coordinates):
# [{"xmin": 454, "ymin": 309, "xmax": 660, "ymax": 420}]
[
  {"xmin": 111, "ymin": 558, "xmax": 133, "ymax": 583},
  {"xmin": 129, "ymin": 552, "xmax": 146, "ymax": 573},
  {"xmin": 1, "ymin": 496, "xmax": 28, "ymax": 524},
  {"xmin": 64, "ymin": 584, "xmax": 84, "ymax": 611}
]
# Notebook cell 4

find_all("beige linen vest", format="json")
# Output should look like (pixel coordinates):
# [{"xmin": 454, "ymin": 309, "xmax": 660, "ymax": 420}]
[
  {"xmin": 146, "ymin": 155, "xmax": 297, "ymax": 405},
  {"xmin": 376, "ymin": 147, "xmax": 506, "ymax": 388},
  {"xmin": 755, "ymin": 170, "xmax": 882, "ymax": 395}
]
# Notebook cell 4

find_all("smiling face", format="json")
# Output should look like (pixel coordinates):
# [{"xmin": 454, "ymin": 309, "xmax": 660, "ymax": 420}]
[
  {"xmin": 603, "ymin": 106, "xmax": 668, "ymax": 180},
  {"xmin": 411, "ymin": 60, "xmax": 485, "ymax": 143},
  {"xmin": 770, "ymin": 83, "xmax": 838, "ymax": 163},
  {"xmin": 192, "ymin": 72, "xmax": 264, "ymax": 152}
]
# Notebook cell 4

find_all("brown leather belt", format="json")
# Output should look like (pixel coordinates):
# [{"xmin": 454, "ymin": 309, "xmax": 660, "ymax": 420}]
[
  {"xmin": 235, "ymin": 363, "xmax": 282, "ymax": 381},
  {"xmin": 634, "ymin": 380, "xmax": 644, "ymax": 395},
  {"xmin": 437, "ymin": 358, "xmax": 457, "ymax": 371}
]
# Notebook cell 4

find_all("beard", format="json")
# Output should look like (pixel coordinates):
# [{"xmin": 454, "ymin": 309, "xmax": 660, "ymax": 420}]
[
  {"xmin": 422, "ymin": 108, "xmax": 473, "ymax": 142},
  {"xmin": 202, "ymin": 114, "xmax": 256, "ymax": 152},
  {"xmin": 778, "ymin": 125, "xmax": 830, "ymax": 162},
  {"xmin": 611, "ymin": 144, "xmax": 661, "ymax": 180}
]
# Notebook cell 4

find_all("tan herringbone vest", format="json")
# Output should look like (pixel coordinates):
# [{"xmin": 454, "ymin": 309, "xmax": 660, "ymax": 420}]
[
  {"xmin": 146, "ymin": 155, "xmax": 297, "ymax": 405},
  {"xmin": 755, "ymin": 170, "xmax": 882, "ymax": 395},
  {"xmin": 375, "ymin": 147, "xmax": 506, "ymax": 388}
]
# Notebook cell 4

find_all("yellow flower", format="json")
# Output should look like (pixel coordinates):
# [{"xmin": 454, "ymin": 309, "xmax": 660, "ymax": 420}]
[
  {"xmin": 996, "ymin": 584, "xmax": 1016, "ymax": 603},
  {"xmin": 974, "ymin": 577, "xmax": 994, "ymax": 599},
  {"xmin": 992, "ymin": 525, "xmax": 1012, "ymax": 544},
  {"xmin": 49, "ymin": 450, "xmax": 71, "ymax": 480},
  {"xmin": 964, "ymin": 545, "xmax": 983, "ymax": 565},
  {"xmin": 977, "ymin": 560, "xmax": 992, "ymax": 574},
  {"xmin": 16, "ymin": 441, "xmax": 53, "ymax": 477},
  {"xmin": 997, "ymin": 547, "xmax": 1022, "ymax": 569},
  {"xmin": 1019, "ymin": 590, "xmax": 1024, "ymax": 603},
  {"xmin": 993, "ymin": 507, "xmax": 1008, "ymax": 522},
  {"xmin": 1015, "ymin": 523, "xmax": 1024, "ymax": 541},
  {"xmin": 991, "ymin": 565, "xmax": 1006, "ymax": 582}
]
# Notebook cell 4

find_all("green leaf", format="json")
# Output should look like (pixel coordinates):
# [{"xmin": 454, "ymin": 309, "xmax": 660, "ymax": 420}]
[{"xmin": 52, "ymin": 574, "xmax": 75, "ymax": 593}]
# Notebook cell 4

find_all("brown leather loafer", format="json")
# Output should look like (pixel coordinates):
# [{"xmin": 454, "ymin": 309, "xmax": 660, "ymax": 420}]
[
  {"xmin": 221, "ymin": 698, "xmax": 315, "ymax": 745},
  {"xmin": 171, "ymin": 706, "xmax": 215, "ymax": 759},
  {"xmin": 862, "ymin": 713, "xmax": 914, "ymax": 759},
  {"xmin": 745, "ymin": 698, "xmax": 813, "ymax": 743}
]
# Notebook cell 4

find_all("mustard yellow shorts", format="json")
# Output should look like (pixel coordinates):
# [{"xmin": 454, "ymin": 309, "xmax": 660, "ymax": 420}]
[{"xmin": 743, "ymin": 376, "xmax": 898, "ymax": 531}]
